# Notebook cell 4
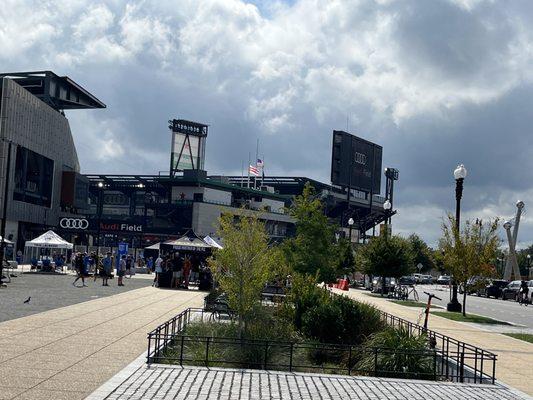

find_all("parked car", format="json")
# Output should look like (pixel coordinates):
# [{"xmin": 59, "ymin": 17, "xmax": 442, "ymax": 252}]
[
  {"xmin": 421, "ymin": 275, "xmax": 435, "ymax": 284},
  {"xmin": 501, "ymin": 280, "xmax": 522, "ymax": 301},
  {"xmin": 371, "ymin": 277, "xmax": 396, "ymax": 294},
  {"xmin": 412, "ymin": 273, "xmax": 422, "ymax": 283},
  {"xmin": 477, "ymin": 279, "xmax": 509, "ymax": 299},
  {"xmin": 399, "ymin": 276, "xmax": 416, "ymax": 286},
  {"xmin": 436, "ymin": 275, "xmax": 451, "ymax": 285},
  {"xmin": 459, "ymin": 276, "xmax": 487, "ymax": 295}
]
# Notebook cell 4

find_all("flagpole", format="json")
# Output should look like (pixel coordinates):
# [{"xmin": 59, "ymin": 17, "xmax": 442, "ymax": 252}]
[
  {"xmin": 255, "ymin": 138, "xmax": 259, "ymax": 190},
  {"xmin": 247, "ymin": 152, "xmax": 250, "ymax": 189}
]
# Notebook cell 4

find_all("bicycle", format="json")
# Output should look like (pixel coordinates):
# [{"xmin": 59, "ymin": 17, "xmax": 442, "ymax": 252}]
[{"xmin": 394, "ymin": 284, "xmax": 419, "ymax": 301}]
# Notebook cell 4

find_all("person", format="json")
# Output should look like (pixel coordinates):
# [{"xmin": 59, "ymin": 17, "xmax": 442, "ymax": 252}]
[
  {"xmin": 102, "ymin": 252, "xmax": 112, "ymax": 286},
  {"xmin": 125, "ymin": 255, "xmax": 132, "ymax": 278},
  {"xmin": 189, "ymin": 255, "xmax": 199, "ymax": 284},
  {"xmin": 519, "ymin": 280, "xmax": 529, "ymax": 306},
  {"xmin": 146, "ymin": 256, "xmax": 153, "ymax": 274},
  {"xmin": 153, "ymin": 254, "xmax": 163, "ymax": 287},
  {"xmin": 72, "ymin": 253, "xmax": 87, "ymax": 287},
  {"xmin": 92, "ymin": 252, "xmax": 101, "ymax": 282},
  {"xmin": 118, "ymin": 255, "xmax": 127, "ymax": 286},
  {"xmin": 171, "ymin": 252, "xmax": 183, "ymax": 289},
  {"xmin": 183, "ymin": 255, "xmax": 191, "ymax": 289}
]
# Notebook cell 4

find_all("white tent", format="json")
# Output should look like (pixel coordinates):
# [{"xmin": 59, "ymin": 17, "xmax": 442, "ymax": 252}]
[
  {"xmin": 25, "ymin": 230, "xmax": 73, "ymax": 249},
  {"xmin": 0, "ymin": 236, "xmax": 14, "ymax": 245},
  {"xmin": 203, "ymin": 235, "xmax": 223, "ymax": 249},
  {"xmin": 145, "ymin": 242, "xmax": 161, "ymax": 250}
]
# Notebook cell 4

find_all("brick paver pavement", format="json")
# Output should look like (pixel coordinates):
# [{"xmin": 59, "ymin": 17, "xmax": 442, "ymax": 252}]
[
  {"xmin": 91, "ymin": 363, "xmax": 528, "ymax": 400},
  {"xmin": 0, "ymin": 286, "xmax": 205, "ymax": 400},
  {"xmin": 338, "ymin": 288, "xmax": 533, "ymax": 396}
]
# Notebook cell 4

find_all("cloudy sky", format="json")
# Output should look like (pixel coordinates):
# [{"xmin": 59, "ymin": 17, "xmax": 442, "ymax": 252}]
[{"xmin": 2, "ymin": 0, "xmax": 533, "ymax": 246}]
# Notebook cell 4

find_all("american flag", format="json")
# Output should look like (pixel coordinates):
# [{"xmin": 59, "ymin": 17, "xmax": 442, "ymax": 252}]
[{"xmin": 249, "ymin": 164, "xmax": 260, "ymax": 176}]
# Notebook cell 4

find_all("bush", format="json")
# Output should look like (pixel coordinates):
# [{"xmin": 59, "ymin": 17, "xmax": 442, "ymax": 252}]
[
  {"xmin": 299, "ymin": 293, "xmax": 385, "ymax": 345},
  {"xmin": 355, "ymin": 327, "xmax": 436, "ymax": 380}
]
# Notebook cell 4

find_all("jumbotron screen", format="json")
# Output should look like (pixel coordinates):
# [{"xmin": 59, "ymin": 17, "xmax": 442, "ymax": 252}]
[{"xmin": 330, "ymin": 130, "xmax": 382, "ymax": 194}]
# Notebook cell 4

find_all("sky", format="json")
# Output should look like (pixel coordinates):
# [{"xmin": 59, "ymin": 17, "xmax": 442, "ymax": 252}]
[{"xmin": 1, "ymin": 0, "xmax": 533, "ymax": 247}]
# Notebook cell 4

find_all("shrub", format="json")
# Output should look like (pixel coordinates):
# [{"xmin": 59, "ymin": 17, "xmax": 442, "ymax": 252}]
[{"xmin": 356, "ymin": 327, "xmax": 435, "ymax": 380}]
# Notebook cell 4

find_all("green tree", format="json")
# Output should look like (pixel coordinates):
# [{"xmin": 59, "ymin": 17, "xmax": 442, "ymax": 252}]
[
  {"xmin": 209, "ymin": 212, "xmax": 275, "ymax": 336},
  {"xmin": 407, "ymin": 234, "xmax": 436, "ymax": 272},
  {"xmin": 356, "ymin": 234, "xmax": 414, "ymax": 294},
  {"xmin": 284, "ymin": 182, "xmax": 338, "ymax": 282},
  {"xmin": 439, "ymin": 215, "xmax": 500, "ymax": 316},
  {"xmin": 335, "ymin": 237, "xmax": 356, "ymax": 277}
]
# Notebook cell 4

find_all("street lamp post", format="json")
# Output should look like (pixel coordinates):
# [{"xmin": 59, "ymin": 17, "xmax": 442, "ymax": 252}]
[
  {"xmin": 447, "ymin": 164, "xmax": 467, "ymax": 312},
  {"xmin": 383, "ymin": 199, "xmax": 392, "ymax": 237},
  {"xmin": 348, "ymin": 217, "xmax": 354, "ymax": 242},
  {"xmin": 96, "ymin": 182, "xmax": 104, "ymax": 259}
]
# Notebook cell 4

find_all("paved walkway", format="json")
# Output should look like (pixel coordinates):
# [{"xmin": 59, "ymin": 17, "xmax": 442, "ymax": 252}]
[
  {"xmin": 88, "ymin": 357, "xmax": 527, "ymax": 400},
  {"xmin": 0, "ymin": 286, "xmax": 205, "ymax": 400},
  {"xmin": 338, "ymin": 289, "xmax": 533, "ymax": 396}
]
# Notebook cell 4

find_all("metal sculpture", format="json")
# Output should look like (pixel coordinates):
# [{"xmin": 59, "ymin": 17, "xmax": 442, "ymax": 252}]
[{"xmin": 503, "ymin": 201, "xmax": 525, "ymax": 281}]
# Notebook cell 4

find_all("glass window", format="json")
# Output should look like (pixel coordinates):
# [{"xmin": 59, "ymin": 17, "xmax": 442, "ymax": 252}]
[{"xmin": 13, "ymin": 146, "xmax": 54, "ymax": 207}]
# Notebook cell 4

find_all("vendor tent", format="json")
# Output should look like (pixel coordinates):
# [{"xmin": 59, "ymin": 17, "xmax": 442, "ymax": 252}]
[
  {"xmin": 25, "ymin": 230, "xmax": 73, "ymax": 249},
  {"xmin": 203, "ymin": 235, "xmax": 223, "ymax": 249},
  {"xmin": 0, "ymin": 236, "xmax": 14, "ymax": 245},
  {"xmin": 145, "ymin": 242, "xmax": 161, "ymax": 250},
  {"xmin": 164, "ymin": 231, "xmax": 213, "ymax": 252}
]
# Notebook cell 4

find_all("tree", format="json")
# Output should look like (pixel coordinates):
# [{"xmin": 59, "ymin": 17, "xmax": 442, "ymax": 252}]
[
  {"xmin": 439, "ymin": 215, "xmax": 500, "ymax": 316},
  {"xmin": 210, "ymin": 212, "xmax": 275, "ymax": 336},
  {"xmin": 407, "ymin": 234, "xmax": 436, "ymax": 272},
  {"xmin": 283, "ymin": 182, "xmax": 338, "ymax": 282},
  {"xmin": 356, "ymin": 234, "xmax": 414, "ymax": 294}
]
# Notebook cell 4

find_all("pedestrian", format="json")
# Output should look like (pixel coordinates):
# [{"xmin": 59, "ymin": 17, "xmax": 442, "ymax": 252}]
[
  {"xmin": 171, "ymin": 252, "xmax": 183, "ymax": 289},
  {"xmin": 147, "ymin": 256, "xmax": 153, "ymax": 274},
  {"xmin": 72, "ymin": 253, "xmax": 87, "ymax": 287},
  {"xmin": 153, "ymin": 254, "xmax": 163, "ymax": 287},
  {"xmin": 183, "ymin": 255, "xmax": 191, "ymax": 289},
  {"xmin": 102, "ymin": 252, "xmax": 112, "ymax": 286},
  {"xmin": 189, "ymin": 255, "xmax": 199, "ymax": 284},
  {"xmin": 125, "ymin": 255, "xmax": 132, "ymax": 278},
  {"xmin": 118, "ymin": 255, "xmax": 127, "ymax": 287},
  {"xmin": 519, "ymin": 280, "xmax": 529, "ymax": 306}
]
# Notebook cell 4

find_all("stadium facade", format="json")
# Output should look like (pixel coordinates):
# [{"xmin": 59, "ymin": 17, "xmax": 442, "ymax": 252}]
[{"xmin": 0, "ymin": 71, "xmax": 395, "ymax": 257}]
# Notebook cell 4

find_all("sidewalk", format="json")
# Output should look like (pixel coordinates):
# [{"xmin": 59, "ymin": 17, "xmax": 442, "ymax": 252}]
[
  {"xmin": 0, "ymin": 286, "xmax": 205, "ymax": 400},
  {"xmin": 338, "ymin": 288, "xmax": 533, "ymax": 396}
]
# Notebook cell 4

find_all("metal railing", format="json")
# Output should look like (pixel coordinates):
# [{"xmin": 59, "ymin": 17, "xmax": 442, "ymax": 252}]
[
  {"xmin": 147, "ymin": 308, "xmax": 497, "ymax": 384},
  {"xmin": 379, "ymin": 310, "xmax": 496, "ymax": 384}
]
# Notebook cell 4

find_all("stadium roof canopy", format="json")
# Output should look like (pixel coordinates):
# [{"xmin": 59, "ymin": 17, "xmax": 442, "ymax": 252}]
[{"xmin": 0, "ymin": 70, "xmax": 106, "ymax": 111}]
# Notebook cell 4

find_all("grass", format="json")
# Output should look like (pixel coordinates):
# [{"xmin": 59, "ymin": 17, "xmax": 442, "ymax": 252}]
[
  {"xmin": 432, "ymin": 311, "xmax": 511, "ymax": 325},
  {"xmin": 389, "ymin": 300, "xmax": 441, "ymax": 309},
  {"xmin": 502, "ymin": 333, "xmax": 533, "ymax": 344}
]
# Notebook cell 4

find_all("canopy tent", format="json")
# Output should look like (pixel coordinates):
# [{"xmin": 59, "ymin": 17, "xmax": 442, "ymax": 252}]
[
  {"xmin": 163, "ymin": 231, "xmax": 213, "ymax": 252},
  {"xmin": 145, "ymin": 242, "xmax": 161, "ymax": 250},
  {"xmin": 25, "ymin": 230, "xmax": 73, "ymax": 249},
  {"xmin": 203, "ymin": 235, "xmax": 223, "ymax": 249},
  {"xmin": 0, "ymin": 236, "xmax": 14, "ymax": 245}
]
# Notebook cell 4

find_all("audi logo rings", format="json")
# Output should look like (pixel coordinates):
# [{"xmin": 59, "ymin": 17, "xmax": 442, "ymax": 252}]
[{"xmin": 60, "ymin": 218, "xmax": 89, "ymax": 230}]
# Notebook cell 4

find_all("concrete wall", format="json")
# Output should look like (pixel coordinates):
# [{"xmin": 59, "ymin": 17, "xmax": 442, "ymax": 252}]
[{"xmin": 0, "ymin": 78, "xmax": 79, "ymax": 229}]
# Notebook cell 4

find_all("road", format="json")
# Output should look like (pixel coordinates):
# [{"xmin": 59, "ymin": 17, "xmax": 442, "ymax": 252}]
[{"xmin": 416, "ymin": 284, "xmax": 533, "ymax": 329}]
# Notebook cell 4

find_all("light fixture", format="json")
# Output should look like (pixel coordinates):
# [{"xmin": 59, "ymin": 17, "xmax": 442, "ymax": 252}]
[
  {"xmin": 348, "ymin": 217, "xmax": 354, "ymax": 226},
  {"xmin": 453, "ymin": 164, "xmax": 467, "ymax": 180},
  {"xmin": 383, "ymin": 200, "xmax": 392, "ymax": 211},
  {"xmin": 97, "ymin": 182, "xmax": 104, "ymax": 188}
]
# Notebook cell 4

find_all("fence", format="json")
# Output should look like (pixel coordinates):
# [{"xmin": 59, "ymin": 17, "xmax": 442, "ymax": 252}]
[{"xmin": 147, "ymin": 308, "xmax": 497, "ymax": 384}]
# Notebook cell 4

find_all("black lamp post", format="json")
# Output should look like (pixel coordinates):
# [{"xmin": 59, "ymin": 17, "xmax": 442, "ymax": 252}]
[
  {"xmin": 96, "ymin": 182, "xmax": 104, "ymax": 258},
  {"xmin": 447, "ymin": 164, "xmax": 467, "ymax": 312}
]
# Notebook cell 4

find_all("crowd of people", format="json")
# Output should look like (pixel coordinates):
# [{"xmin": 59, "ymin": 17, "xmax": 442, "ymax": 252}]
[{"xmin": 69, "ymin": 250, "xmax": 212, "ymax": 290}]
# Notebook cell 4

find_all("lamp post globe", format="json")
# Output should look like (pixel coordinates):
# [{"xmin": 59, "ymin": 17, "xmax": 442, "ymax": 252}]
[
  {"xmin": 383, "ymin": 200, "xmax": 392, "ymax": 210},
  {"xmin": 454, "ymin": 164, "xmax": 467, "ymax": 180},
  {"xmin": 347, "ymin": 217, "xmax": 354, "ymax": 243}
]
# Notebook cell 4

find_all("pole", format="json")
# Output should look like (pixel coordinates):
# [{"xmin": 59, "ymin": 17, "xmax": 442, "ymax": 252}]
[
  {"xmin": 447, "ymin": 177, "xmax": 463, "ymax": 312},
  {"xmin": 247, "ymin": 152, "xmax": 250, "ymax": 189},
  {"xmin": 0, "ymin": 141, "xmax": 12, "ymax": 285}
]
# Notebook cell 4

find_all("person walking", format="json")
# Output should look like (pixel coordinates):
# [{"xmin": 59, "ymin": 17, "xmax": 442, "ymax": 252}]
[
  {"xmin": 125, "ymin": 255, "xmax": 132, "ymax": 279},
  {"xmin": 102, "ymin": 252, "xmax": 112, "ymax": 286},
  {"xmin": 153, "ymin": 255, "xmax": 163, "ymax": 287},
  {"xmin": 72, "ymin": 253, "xmax": 87, "ymax": 287},
  {"xmin": 118, "ymin": 255, "xmax": 127, "ymax": 287},
  {"xmin": 519, "ymin": 280, "xmax": 529, "ymax": 306},
  {"xmin": 171, "ymin": 252, "xmax": 183, "ymax": 289}
]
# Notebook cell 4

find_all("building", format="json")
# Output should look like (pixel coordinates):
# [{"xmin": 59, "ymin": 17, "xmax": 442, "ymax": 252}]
[
  {"xmin": 0, "ymin": 71, "xmax": 105, "ymax": 255},
  {"xmin": 0, "ymin": 71, "xmax": 395, "ymax": 258}
]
